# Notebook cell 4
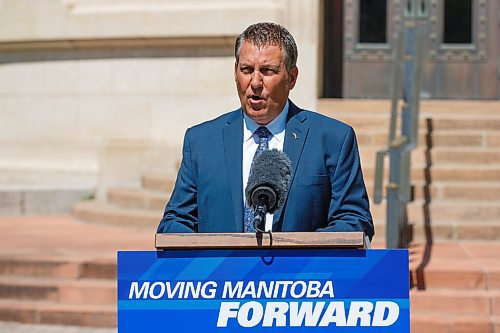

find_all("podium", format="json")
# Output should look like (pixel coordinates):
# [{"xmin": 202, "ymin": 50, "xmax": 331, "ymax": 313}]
[
  {"xmin": 118, "ymin": 232, "xmax": 409, "ymax": 332},
  {"xmin": 155, "ymin": 231, "xmax": 366, "ymax": 249}
]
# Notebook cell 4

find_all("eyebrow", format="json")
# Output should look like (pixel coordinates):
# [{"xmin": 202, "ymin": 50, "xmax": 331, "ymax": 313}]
[
  {"xmin": 261, "ymin": 64, "xmax": 280, "ymax": 70},
  {"xmin": 238, "ymin": 62, "xmax": 281, "ymax": 70}
]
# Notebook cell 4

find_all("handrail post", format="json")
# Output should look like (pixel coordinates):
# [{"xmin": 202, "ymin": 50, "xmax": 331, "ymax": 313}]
[{"xmin": 374, "ymin": 5, "xmax": 424, "ymax": 249}]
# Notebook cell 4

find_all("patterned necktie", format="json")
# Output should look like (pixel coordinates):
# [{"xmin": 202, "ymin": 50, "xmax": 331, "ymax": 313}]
[{"xmin": 244, "ymin": 126, "xmax": 271, "ymax": 232}]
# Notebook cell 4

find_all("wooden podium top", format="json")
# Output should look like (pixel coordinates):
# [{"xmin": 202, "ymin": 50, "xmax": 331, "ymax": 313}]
[{"xmin": 155, "ymin": 232, "xmax": 365, "ymax": 250}]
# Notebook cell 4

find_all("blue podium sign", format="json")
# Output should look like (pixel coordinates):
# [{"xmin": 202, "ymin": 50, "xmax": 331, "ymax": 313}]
[{"xmin": 118, "ymin": 249, "xmax": 409, "ymax": 332}]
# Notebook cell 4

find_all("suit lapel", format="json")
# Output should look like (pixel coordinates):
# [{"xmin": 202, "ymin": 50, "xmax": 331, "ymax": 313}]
[
  {"xmin": 222, "ymin": 111, "xmax": 244, "ymax": 232},
  {"xmin": 273, "ymin": 102, "xmax": 309, "ymax": 228}
]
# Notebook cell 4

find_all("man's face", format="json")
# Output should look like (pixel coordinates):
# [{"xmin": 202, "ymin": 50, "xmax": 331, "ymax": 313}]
[{"xmin": 235, "ymin": 41, "xmax": 298, "ymax": 125}]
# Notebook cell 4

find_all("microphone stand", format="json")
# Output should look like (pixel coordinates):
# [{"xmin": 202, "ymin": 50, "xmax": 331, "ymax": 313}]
[
  {"xmin": 253, "ymin": 196, "xmax": 272, "ymax": 236},
  {"xmin": 253, "ymin": 211, "xmax": 273, "ymax": 250}
]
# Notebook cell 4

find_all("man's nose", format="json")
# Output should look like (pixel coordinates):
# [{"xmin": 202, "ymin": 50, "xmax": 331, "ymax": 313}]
[{"xmin": 250, "ymin": 71, "xmax": 263, "ymax": 89}]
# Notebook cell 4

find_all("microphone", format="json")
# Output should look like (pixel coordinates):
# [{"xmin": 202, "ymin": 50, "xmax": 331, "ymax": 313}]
[{"xmin": 245, "ymin": 149, "xmax": 291, "ymax": 233}]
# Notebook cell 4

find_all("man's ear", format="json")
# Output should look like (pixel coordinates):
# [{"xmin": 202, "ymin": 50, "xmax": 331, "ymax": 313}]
[
  {"xmin": 234, "ymin": 61, "xmax": 239, "ymax": 80},
  {"xmin": 288, "ymin": 66, "xmax": 299, "ymax": 89}
]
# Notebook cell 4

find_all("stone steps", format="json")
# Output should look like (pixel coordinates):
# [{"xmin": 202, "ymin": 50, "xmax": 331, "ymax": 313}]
[
  {"xmin": 107, "ymin": 181, "xmax": 500, "ymax": 213},
  {"xmin": 0, "ymin": 255, "xmax": 116, "ymax": 328},
  {"xmin": 139, "ymin": 166, "xmax": 500, "ymax": 195},
  {"xmin": 410, "ymin": 313, "xmax": 500, "ymax": 333},
  {"xmin": 107, "ymin": 187, "xmax": 170, "ymax": 210},
  {"xmin": 371, "ymin": 200, "xmax": 500, "ymax": 223},
  {"xmin": 78, "ymin": 170, "xmax": 500, "ymax": 241},
  {"xmin": 410, "ymin": 245, "xmax": 500, "ymax": 330},
  {"xmin": 317, "ymin": 99, "xmax": 500, "ymax": 116},
  {"xmin": 0, "ymin": 188, "xmax": 93, "ymax": 215},
  {"xmin": 71, "ymin": 199, "xmax": 500, "ymax": 242},
  {"xmin": 368, "ymin": 195, "xmax": 500, "ymax": 239},
  {"xmin": 408, "ymin": 241, "xmax": 500, "ymax": 332},
  {"xmin": 0, "ymin": 151, "xmax": 98, "ymax": 214},
  {"xmin": 372, "ymin": 200, "xmax": 500, "ymax": 240},
  {"xmin": 411, "ymin": 289, "xmax": 500, "ymax": 315},
  {"xmin": 0, "ymin": 276, "xmax": 115, "ymax": 305},
  {"xmin": 374, "ymin": 221, "xmax": 500, "ymax": 242},
  {"xmin": 429, "ymin": 148, "xmax": 500, "ymax": 165},
  {"xmin": 366, "ymin": 181, "xmax": 500, "ymax": 202},
  {"xmin": 143, "ymin": 167, "xmax": 500, "ymax": 200},
  {"xmin": 359, "ymin": 147, "xmax": 500, "ymax": 165},
  {"xmin": 409, "ymin": 242, "xmax": 500, "ymax": 289},
  {"xmin": 75, "ymin": 172, "xmax": 500, "ymax": 240},
  {"xmin": 0, "ymin": 300, "xmax": 116, "ymax": 327},
  {"xmin": 0, "ymin": 257, "xmax": 116, "ymax": 280},
  {"xmin": 0, "ymin": 163, "xmax": 97, "ymax": 188},
  {"xmin": 4, "ymin": 251, "xmax": 499, "ymax": 330},
  {"xmin": 72, "ymin": 200, "xmax": 159, "ymax": 230},
  {"xmin": 330, "ymin": 99, "xmax": 500, "ymax": 245},
  {"xmin": 105, "ymin": 180, "xmax": 500, "ymax": 215},
  {"xmin": 72, "ymin": 201, "xmax": 500, "ymax": 242},
  {"xmin": 78, "ymin": 185, "xmax": 500, "ymax": 241},
  {"xmin": 71, "ymin": 99, "xmax": 500, "ymax": 243},
  {"xmin": 0, "ymin": 216, "xmax": 154, "ymax": 328},
  {"xmin": 0, "ymin": 258, "xmax": 80, "ymax": 279},
  {"xmin": 364, "ymin": 164, "xmax": 500, "ymax": 182},
  {"xmin": 141, "ymin": 173, "xmax": 176, "ymax": 192},
  {"xmin": 2, "ymin": 216, "xmax": 500, "ymax": 331},
  {"xmin": 332, "ymin": 115, "xmax": 500, "ymax": 132},
  {"xmin": 1, "ymin": 274, "xmax": 499, "ymax": 330},
  {"xmin": 358, "ymin": 131, "xmax": 500, "ymax": 148}
]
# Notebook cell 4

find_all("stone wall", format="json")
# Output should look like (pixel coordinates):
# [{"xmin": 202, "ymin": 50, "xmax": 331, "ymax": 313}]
[{"xmin": 0, "ymin": 0, "xmax": 321, "ymax": 211}]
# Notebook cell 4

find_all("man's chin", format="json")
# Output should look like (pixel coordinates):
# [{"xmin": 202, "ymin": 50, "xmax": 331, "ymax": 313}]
[
  {"xmin": 244, "ymin": 109, "xmax": 271, "ymax": 124},
  {"xmin": 244, "ymin": 106, "xmax": 264, "ymax": 116}
]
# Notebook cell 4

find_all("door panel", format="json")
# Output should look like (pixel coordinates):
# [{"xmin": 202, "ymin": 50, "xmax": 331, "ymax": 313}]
[{"xmin": 334, "ymin": 0, "xmax": 499, "ymax": 99}]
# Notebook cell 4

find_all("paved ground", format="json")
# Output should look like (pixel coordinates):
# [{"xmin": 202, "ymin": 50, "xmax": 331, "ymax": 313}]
[{"xmin": 0, "ymin": 322, "xmax": 116, "ymax": 333}]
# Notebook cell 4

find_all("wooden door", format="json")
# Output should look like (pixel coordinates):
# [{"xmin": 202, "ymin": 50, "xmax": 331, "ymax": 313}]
[{"xmin": 325, "ymin": 0, "xmax": 499, "ymax": 99}]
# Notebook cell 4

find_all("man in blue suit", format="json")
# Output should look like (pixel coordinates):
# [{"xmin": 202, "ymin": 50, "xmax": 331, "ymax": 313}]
[{"xmin": 157, "ymin": 22, "xmax": 374, "ymax": 240}]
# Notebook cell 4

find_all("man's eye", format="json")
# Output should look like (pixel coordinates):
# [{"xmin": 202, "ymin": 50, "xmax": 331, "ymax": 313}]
[
  {"xmin": 240, "ymin": 67, "xmax": 253, "ymax": 74},
  {"xmin": 261, "ymin": 68, "xmax": 277, "ymax": 76}
]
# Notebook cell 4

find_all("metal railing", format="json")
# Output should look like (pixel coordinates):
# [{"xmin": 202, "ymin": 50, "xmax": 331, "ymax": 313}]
[{"xmin": 374, "ymin": 1, "xmax": 425, "ymax": 249}]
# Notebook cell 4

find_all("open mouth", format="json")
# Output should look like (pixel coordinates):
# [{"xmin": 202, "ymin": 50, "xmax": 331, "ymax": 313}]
[{"xmin": 250, "ymin": 95, "xmax": 262, "ymax": 101}]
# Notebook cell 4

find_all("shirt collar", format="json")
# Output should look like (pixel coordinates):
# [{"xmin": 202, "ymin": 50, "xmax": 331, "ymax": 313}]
[{"xmin": 243, "ymin": 101, "xmax": 289, "ymax": 142}]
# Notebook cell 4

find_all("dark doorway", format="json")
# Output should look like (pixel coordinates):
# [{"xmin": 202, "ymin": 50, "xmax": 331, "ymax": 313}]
[{"xmin": 323, "ymin": 0, "xmax": 343, "ymax": 98}]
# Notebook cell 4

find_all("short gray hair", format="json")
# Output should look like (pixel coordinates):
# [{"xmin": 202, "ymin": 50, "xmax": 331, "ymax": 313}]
[{"xmin": 235, "ymin": 22, "xmax": 298, "ymax": 73}]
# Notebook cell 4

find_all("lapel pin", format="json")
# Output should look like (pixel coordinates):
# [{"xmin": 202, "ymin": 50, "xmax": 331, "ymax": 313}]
[{"xmin": 293, "ymin": 132, "xmax": 298, "ymax": 140}]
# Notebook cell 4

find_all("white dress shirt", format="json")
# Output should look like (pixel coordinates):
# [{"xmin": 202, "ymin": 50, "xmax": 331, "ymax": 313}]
[{"xmin": 242, "ymin": 101, "xmax": 289, "ymax": 231}]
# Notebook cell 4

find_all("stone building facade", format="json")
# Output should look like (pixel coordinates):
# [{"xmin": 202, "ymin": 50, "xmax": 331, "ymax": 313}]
[
  {"xmin": 0, "ymin": 0, "xmax": 320, "ymax": 212},
  {"xmin": 0, "ymin": 0, "xmax": 498, "ymax": 213}
]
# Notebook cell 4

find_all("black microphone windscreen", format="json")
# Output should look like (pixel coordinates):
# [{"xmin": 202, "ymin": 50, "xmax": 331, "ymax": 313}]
[{"xmin": 245, "ymin": 149, "xmax": 291, "ymax": 214}]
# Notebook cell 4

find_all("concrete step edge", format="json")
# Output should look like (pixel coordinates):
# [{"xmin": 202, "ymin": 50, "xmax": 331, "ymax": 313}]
[
  {"xmin": 73, "ymin": 200, "xmax": 160, "ymax": 216},
  {"xmin": 107, "ymin": 187, "xmax": 170, "ymax": 208},
  {"xmin": 375, "ymin": 200, "xmax": 500, "ymax": 208},
  {"xmin": 0, "ymin": 299, "xmax": 115, "ymax": 311},
  {"xmin": 72, "ymin": 200, "xmax": 160, "ymax": 229},
  {"xmin": 0, "ymin": 299, "xmax": 116, "ymax": 327},
  {"xmin": 0, "ymin": 255, "xmax": 116, "ymax": 280},
  {"xmin": 108, "ymin": 187, "xmax": 171, "ymax": 196},
  {"xmin": 0, "ymin": 276, "xmax": 116, "ymax": 305},
  {"xmin": 411, "ymin": 288, "xmax": 500, "ymax": 297},
  {"xmin": 319, "ymin": 113, "xmax": 500, "ymax": 121},
  {"xmin": 0, "ymin": 275, "xmax": 116, "ymax": 287}
]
